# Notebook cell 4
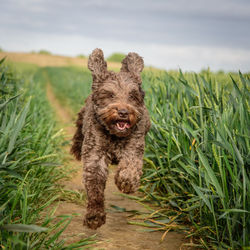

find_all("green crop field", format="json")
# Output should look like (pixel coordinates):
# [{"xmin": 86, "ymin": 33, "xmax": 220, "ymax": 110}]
[
  {"xmin": 0, "ymin": 60, "xmax": 96, "ymax": 249},
  {"xmin": 46, "ymin": 66, "xmax": 250, "ymax": 249},
  {"xmin": 142, "ymin": 70, "xmax": 249, "ymax": 249},
  {"xmin": 1, "ymin": 56, "xmax": 249, "ymax": 249}
]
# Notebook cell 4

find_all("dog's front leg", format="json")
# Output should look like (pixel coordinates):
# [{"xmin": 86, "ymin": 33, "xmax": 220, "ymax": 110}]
[
  {"xmin": 115, "ymin": 140, "xmax": 144, "ymax": 194},
  {"xmin": 83, "ymin": 154, "xmax": 108, "ymax": 229}
]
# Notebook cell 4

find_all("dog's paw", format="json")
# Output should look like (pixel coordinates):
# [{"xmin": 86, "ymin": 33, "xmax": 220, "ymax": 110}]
[
  {"xmin": 115, "ymin": 168, "xmax": 140, "ymax": 194},
  {"xmin": 83, "ymin": 210, "xmax": 106, "ymax": 230}
]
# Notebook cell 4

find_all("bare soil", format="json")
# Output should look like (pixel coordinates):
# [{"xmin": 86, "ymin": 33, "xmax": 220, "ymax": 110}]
[
  {"xmin": 45, "ymin": 74, "xmax": 188, "ymax": 249},
  {"xmin": 0, "ymin": 51, "xmax": 120, "ymax": 69}
]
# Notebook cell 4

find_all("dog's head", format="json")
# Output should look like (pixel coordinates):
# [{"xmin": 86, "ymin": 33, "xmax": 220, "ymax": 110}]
[{"xmin": 88, "ymin": 48, "xmax": 145, "ymax": 137}]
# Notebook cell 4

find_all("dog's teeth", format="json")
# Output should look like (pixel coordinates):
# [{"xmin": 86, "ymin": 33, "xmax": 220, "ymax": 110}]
[{"xmin": 116, "ymin": 121, "xmax": 131, "ymax": 131}]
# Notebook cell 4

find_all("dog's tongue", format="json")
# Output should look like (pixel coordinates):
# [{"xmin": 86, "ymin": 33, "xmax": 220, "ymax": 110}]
[{"xmin": 117, "ymin": 121, "xmax": 130, "ymax": 131}]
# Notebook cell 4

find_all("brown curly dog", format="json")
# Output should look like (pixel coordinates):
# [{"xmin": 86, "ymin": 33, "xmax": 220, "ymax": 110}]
[{"xmin": 71, "ymin": 48, "xmax": 150, "ymax": 229}]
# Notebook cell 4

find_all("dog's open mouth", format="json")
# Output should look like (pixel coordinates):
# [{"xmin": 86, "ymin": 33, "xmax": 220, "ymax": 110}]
[{"xmin": 116, "ymin": 121, "xmax": 131, "ymax": 131}]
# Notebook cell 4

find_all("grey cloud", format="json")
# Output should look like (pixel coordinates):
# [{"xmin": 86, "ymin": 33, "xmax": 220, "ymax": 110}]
[
  {"xmin": 1, "ymin": 0, "xmax": 250, "ymax": 72},
  {"xmin": 1, "ymin": 0, "xmax": 250, "ymax": 50}
]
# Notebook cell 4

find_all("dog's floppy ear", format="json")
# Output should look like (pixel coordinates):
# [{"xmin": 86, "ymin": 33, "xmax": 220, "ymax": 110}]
[
  {"xmin": 121, "ymin": 52, "xmax": 144, "ymax": 83},
  {"xmin": 88, "ymin": 48, "xmax": 109, "ymax": 84}
]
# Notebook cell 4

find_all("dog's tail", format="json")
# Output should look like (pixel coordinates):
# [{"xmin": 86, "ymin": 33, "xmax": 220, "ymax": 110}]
[{"xmin": 70, "ymin": 107, "xmax": 85, "ymax": 161}]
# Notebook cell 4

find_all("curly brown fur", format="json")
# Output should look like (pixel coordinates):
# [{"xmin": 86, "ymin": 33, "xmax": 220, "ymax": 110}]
[
  {"xmin": 70, "ymin": 106, "xmax": 85, "ymax": 160},
  {"xmin": 71, "ymin": 48, "xmax": 150, "ymax": 230}
]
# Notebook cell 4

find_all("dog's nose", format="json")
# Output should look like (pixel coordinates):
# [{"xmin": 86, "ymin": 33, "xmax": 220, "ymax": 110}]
[{"xmin": 118, "ymin": 109, "xmax": 128, "ymax": 118}]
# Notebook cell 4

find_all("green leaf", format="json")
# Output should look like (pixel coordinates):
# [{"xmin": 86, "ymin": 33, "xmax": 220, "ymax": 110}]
[
  {"xmin": 7, "ymin": 98, "xmax": 30, "ymax": 154},
  {"xmin": 0, "ymin": 94, "xmax": 21, "ymax": 111},
  {"xmin": 110, "ymin": 204, "xmax": 126, "ymax": 212},
  {"xmin": 0, "ymin": 56, "xmax": 6, "ymax": 65},
  {"xmin": 1, "ymin": 224, "xmax": 48, "ymax": 232},
  {"xmin": 191, "ymin": 183, "xmax": 212, "ymax": 211},
  {"xmin": 197, "ymin": 149, "xmax": 224, "ymax": 198},
  {"xmin": 219, "ymin": 209, "xmax": 250, "ymax": 219}
]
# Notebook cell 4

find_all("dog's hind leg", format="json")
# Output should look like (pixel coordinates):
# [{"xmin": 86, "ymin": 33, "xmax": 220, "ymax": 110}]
[
  {"xmin": 83, "ymin": 153, "xmax": 108, "ymax": 229},
  {"xmin": 70, "ymin": 107, "xmax": 85, "ymax": 161}
]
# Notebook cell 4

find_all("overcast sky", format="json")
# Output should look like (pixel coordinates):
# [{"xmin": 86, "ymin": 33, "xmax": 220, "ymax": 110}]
[{"xmin": 1, "ymin": 0, "xmax": 250, "ymax": 72}]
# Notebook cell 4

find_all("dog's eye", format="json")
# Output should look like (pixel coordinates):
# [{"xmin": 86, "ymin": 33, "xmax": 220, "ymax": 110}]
[
  {"xmin": 107, "ymin": 92, "xmax": 115, "ymax": 99},
  {"xmin": 100, "ymin": 90, "xmax": 115, "ymax": 99},
  {"xmin": 129, "ymin": 91, "xmax": 140, "ymax": 103},
  {"xmin": 129, "ymin": 94, "xmax": 135, "ymax": 100}
]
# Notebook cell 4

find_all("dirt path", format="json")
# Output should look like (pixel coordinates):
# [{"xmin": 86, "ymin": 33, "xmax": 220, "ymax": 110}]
[{"xmin": 46, "ymin": 83, "xmax": 187, "ymax": 250}]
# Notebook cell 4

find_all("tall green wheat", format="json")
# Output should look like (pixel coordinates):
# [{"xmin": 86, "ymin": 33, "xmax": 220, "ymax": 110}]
[
  {"xmin": 142, "ymin": 70, "xmax": 249, "ymax": 249},
  {"xmin": 0, "ymin": 60, "xmax": 96, "ymax": 249}
]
